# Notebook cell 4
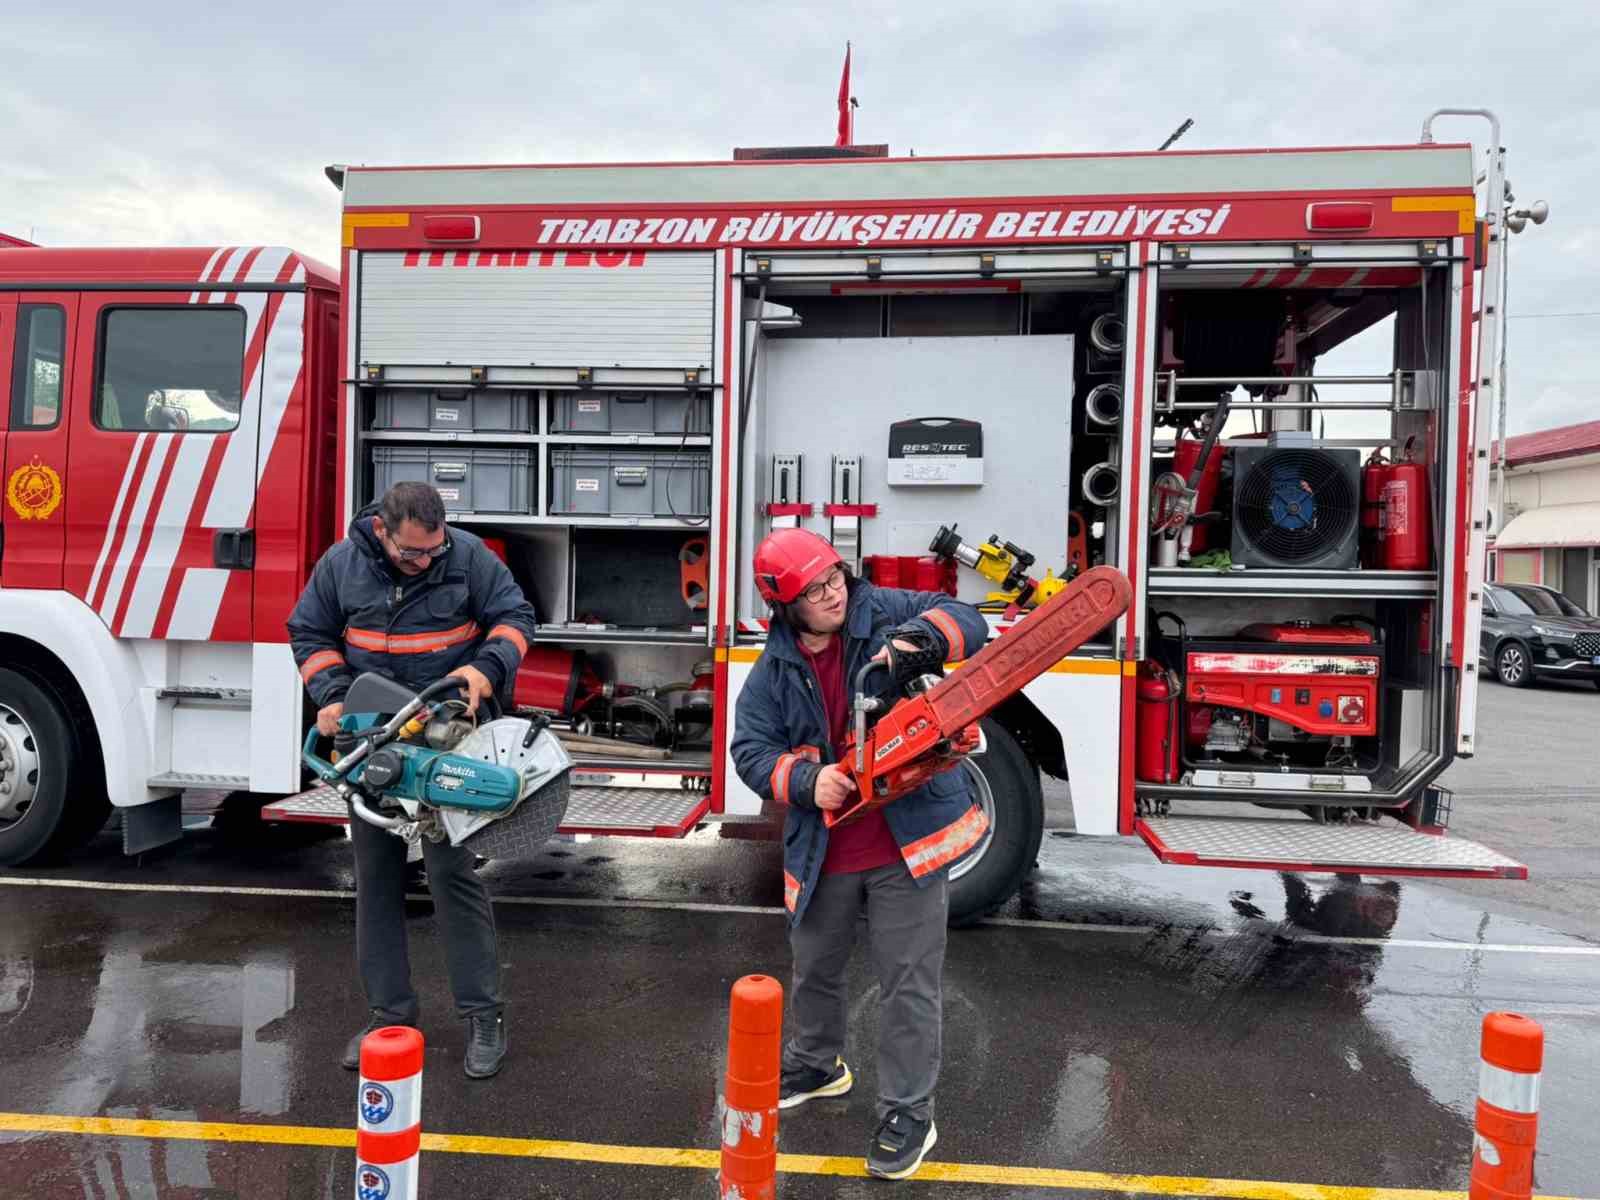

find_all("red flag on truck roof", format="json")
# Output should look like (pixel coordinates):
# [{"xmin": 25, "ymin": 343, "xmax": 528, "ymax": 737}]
[{"xmin": 835, "ymin": 43, "xmax": 853, "ymax": 147}]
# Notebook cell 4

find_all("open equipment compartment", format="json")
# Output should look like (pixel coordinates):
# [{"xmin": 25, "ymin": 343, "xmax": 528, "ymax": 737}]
[
  {"xmin": 346, "ymin": 247, "xmax": 723, "ymax": 835},
  {"xmin": 1136, "ymin": 248, "xmax": 1457, "ymax": 817},
  {"xmin": 733, "ymin": 246, "xmax": 1131, "ymax": 640}
]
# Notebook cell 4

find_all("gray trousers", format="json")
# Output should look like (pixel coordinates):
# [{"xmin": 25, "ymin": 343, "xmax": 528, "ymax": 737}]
[
  {"xmin": 351, "ymin": 811, "xmax": 501, "ymax": 1023},
  {"xmin": 785, "ymin": 862, "xmax": 948, "ymax": 1121}
]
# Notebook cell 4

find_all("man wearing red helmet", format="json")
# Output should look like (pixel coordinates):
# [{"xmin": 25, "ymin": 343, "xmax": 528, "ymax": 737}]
[{"xmin": 732, "ymin": 528, "xmax": 989, "ymax": 1181}]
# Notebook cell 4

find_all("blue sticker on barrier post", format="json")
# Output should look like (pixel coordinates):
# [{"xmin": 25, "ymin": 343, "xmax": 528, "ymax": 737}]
[
  {"xmin": 360, "ymin": 1082, "xmax": 395, "ymax": 1125},
  {"xmin": 357, "ymin": 1162, "xmax": 391, "ymax": 1200}
]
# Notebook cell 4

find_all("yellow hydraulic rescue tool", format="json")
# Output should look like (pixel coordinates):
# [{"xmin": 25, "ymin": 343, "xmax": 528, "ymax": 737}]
[{"xmin": 928, "ymin": 524, "xmax": 1078, "ymax": 612}]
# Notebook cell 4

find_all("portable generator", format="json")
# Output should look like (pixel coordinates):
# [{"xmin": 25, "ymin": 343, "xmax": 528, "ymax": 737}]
[{"xmin": 1140, "ymin": 616, "xmax": 1382, "ymax": 779}]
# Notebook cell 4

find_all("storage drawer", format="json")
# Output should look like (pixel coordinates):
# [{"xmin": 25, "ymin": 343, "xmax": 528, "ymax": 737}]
[
  {"xmin": 372, "ymin": 389, "xmax": 535, "ymax": 433},
  {"xmin": 551, "ymin": 391, "xmax": 711, "ymax": 435},
  {"xmin": 549, "ymin": 448, "xmax": 711, "ymax": 518},
  {"xmin": 371, "ymin": 446, "xmax": 533, "ymax": 514}
]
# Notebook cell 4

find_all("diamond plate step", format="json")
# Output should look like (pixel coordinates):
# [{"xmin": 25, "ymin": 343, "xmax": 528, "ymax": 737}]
[
  {"xmin": 260, "ymin": 787, "xmax": 348, "ymax": 825},
  {"xmin": 262, "ymin": 784, "xmax": 710, "ymax": 838},
  {"xmin": 1136, "ymin": 815, "xmax": 1526, "ymax": 879},
  {"xmin": 561, "ymin": 787, "xmax": 709, "ymax": 836},
  {"xmin": 148, "ymin": 771, "xmax": 251, "ymax": 791}
]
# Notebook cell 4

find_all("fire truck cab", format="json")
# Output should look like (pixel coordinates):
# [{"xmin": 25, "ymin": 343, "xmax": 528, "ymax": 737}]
[{"xmin": 0, "ymin": 247, "xmax": 341, "ymax": 861}]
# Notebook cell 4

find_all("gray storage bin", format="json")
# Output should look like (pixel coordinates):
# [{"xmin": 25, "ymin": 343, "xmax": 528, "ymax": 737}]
[
  {"xmin": 550, "ymin": 448, "xmax": 711, "ymax": 518},
  {"xmin": 551, "ymin": 391, "xmax": 711, "ymax": 435},
  {"xmin": 371, "ymin": 446, "xmax": 533, "ymax": 514},
  {"xmin": 373, "ymin": 389, "xmax": 534, "ymax": 433}
]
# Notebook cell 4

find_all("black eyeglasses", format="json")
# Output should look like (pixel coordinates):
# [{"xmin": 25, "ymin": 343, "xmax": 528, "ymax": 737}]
[
  {"xmin": 801, "ymin": 566, "xmax": 847, "ymax": 604},
  {"xmin": 389, "ymin": 534, "xmax": 450, "ymax": 562}
]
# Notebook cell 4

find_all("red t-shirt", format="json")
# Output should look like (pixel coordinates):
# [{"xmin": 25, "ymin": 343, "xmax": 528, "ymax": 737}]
[{"xmin": 800, "ymin": 635, "xmax": 902, "ymax": 875}]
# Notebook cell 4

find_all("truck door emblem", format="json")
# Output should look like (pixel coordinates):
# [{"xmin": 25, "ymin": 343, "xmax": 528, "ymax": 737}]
[{"xmin": 6, "ymin": 458, "xmax": 63, "ymax": 521}]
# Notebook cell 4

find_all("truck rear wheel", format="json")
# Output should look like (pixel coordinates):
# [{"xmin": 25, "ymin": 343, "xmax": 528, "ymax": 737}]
[
  {"xmin": 0, "ymin": 668, "xmax": 78, "ymax": 866},
  {"xmin": 947, "ymin": 719, "xmax": 1043, "ymax": 927}
]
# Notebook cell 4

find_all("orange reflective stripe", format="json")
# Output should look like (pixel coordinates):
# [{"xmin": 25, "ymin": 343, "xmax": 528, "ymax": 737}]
[
  {"xmin": 922, "ymin": 607, "xmax": 966, "ymax": 660},
  {"xmin": 770, "ymin": 754, "xmax": 798, "ymax": 806},
  {"xmin": 487, "ymin": 624, "xmax": 530, "ymax": 657},
  {"xmin": 900, "ymin": 802, "xmax": 990, "ymax": 878},
  {"xmin": 782, "ymin": 870, "xmax": 802, "ymax": 913},
  {"xmin": 299, "ymin": 650, "xmax": 345, "ymax": 683},
  {"xmin": 793, "ymin": 745, "xmax": 821, "ymax": 763},
  {"xmin": 344, "ymin": 621, "xmax": 481, "ymax": 656}
]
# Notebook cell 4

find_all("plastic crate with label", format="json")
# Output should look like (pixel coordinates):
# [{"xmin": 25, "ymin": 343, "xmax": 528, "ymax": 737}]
[
  {"xmin": 550, "ymin": 448, "xmax": 711, "ymax": 518},
  {"xmin": 371, "ymin": 446, "xmax": 533, "ymax": 513},
  {"xmin": 551, "ymin": 391, "xmax": 710, "ymax": 435},
  {"xmin": 373, "ymin": 389, "xmax": 535, "ymax": 433}
]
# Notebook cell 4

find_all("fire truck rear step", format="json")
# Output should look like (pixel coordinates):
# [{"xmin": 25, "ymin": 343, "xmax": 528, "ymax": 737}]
[
  {"xmin": 262, "ymin": 784, "xmax": 710, "ymax": 838},
  {"xmin": 561, "ymin": 787, "xmax": 709, "ymax": 836},
  {"xmin": 261, "ymin": 787, "xmax": 348, "ymax": 824},
  {"xmin": 1136, "ymin": 814, "xmax": 1527, "ymax": 879}
]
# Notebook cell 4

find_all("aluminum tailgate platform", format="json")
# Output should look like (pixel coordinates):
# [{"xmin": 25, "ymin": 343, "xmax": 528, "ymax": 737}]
[{"xmin": 1136, "ymin": 815, "xmax": 1527, "ymax": 879}]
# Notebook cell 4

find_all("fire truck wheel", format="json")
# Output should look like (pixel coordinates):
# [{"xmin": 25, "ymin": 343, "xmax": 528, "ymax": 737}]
[
  {"xmin": 947, "ymin": 719, "xmax": 1043, "ymax": 928},
  {"xmin": 1495, "ymin": 641, "xmax": 1532, "ymax": 688},
  {"xmin": 0, "ymin": 668, "xmax": 81, "ymax": 867}
]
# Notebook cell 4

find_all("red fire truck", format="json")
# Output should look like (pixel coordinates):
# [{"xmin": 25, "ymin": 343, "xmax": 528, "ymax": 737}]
[{"xmin": 0, "ymin": 112, "xmax": 1525, "ymax": 919}]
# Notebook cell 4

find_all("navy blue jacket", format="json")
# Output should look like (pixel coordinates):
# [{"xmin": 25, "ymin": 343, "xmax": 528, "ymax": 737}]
[
  {"xmin": 287, "ymin": 508, "xmax": 537, "ymax": 709},
  {"xmin": 731, "ymin": 579, "xmax": 991, "ymax": 926}
]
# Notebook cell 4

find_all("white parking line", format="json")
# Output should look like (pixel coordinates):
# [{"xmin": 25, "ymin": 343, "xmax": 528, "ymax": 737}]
[{"xmin": 3, "ymin": 875, "xmax": 1598, "ymax": 956}]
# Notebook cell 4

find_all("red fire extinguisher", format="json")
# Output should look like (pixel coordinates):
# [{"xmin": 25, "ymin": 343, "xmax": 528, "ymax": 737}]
[
  {"xmin": 1360, "ymin": 449, "xmax": 1392, "ymax": 568},
  {"xmin": 1380, "ymin": 438, "xmax": 1431, "ymax": 571},
  {"xmin": 1136, "ymin": 661, "xmax": 1182, "ymax": 784},
  {"xmin": 1171, "ymin": 432, "xmax": 1225, "ymax": 553}
]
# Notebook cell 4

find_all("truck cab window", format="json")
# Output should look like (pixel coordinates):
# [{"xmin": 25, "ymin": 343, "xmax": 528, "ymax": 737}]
[
  {"xmin": 95, "ymin": 306, "xmax": 246, "ymax": 433},
  {"xmin": 10, "ymin": 304, "xmax": 65, "ymax": 429}
]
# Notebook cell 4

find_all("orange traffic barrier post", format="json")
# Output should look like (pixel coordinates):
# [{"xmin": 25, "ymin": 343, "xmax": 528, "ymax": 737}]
[
  {"xmin": 357, "ymin": 1026, "xmax": 425, "ymax": 1200},
  {"xmin": 720, "ymin": 974, "xmax": 783, "ymax": 1200},
  {"xmin": 1470, "ymin": 1012, "xmax": 1543, "ymax": 1200}
]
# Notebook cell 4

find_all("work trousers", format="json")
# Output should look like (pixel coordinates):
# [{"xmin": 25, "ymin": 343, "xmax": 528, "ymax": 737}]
[
  {"xmin": 785, "ymin": 861, "xmax": 948, "ymax": 1121},
  {"xmin": 350, "ymin": 810, "xmax": 501, "ymax": 1023}
]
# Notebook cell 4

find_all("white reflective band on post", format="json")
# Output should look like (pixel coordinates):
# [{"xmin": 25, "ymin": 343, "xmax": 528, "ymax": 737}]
[
  {"xmin": 1478, "ymin": 1060, "xmax": 1541, "ymax": 1114},
  {"xmin": 357, "ymin": 1072, "xmax": 424, "ymax": 1134}
]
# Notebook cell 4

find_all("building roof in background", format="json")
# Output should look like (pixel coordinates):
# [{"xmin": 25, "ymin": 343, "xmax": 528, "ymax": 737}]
[{"xmin": 1492, "ymin": 419, "xmax": 1600, "ymax": 469}]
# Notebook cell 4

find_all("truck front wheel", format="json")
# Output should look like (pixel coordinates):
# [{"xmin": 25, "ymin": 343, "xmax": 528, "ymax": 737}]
[
  {"xmin": 947, "ymin": 719, "xmax": 1044, "ymax": 927},
  {"xmin": 0, "ymin": 668, "xmax": 79, "ymax": 866}
]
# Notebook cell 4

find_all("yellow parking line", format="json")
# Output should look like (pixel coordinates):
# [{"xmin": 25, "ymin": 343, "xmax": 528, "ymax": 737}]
[{"xmin": 0, "ymin": 1112, "xmax": 1591, "ymax": 1200}]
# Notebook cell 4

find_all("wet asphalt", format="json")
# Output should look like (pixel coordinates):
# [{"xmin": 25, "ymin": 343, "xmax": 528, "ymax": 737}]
[{"xmin": 0, "ymin": 682, "xmax": 1597, "ymax": 1199}]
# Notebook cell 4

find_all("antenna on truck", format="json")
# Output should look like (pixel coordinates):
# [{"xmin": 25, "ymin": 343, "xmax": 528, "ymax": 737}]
[{"xmin": 1157, "ymin": 119, "xmax": 1194, "ymax": 151}]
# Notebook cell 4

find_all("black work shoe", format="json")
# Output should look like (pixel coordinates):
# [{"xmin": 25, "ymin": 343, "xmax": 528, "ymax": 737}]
[
  {"xmin": 778, "ymin": 1057, "xmax": 853, "ymax": 1110},
  {"xmin": 341, "ymin": 1011, "xmax": 417, "ymax": 1071},
  {"xmin": 867, "ymin": 1109, "xmax": 937, "ymax": 1181},
  {"xmin": 464, "ymin": 1013, "xmax": 506, "ymax": 1079}
]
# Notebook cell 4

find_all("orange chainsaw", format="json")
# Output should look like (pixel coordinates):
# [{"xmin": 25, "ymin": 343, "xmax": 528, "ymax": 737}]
[{"xmin": 826, "ymin": 565, "xmax": 1132, "ymax": 827}]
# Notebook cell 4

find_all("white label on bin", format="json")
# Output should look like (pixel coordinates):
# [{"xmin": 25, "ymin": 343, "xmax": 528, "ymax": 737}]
[
  {"xmin": 577, "ymin": 400, "xmax": 602, "ymax": 413},
  {"xmin": 575, "ymin": 478, "xmax": 600, "ymax": 492},
  {"xmin": 437, "ymin": 488, "xmax": 461, "ymax": 501},
  {"xmin": 435, "ymin": 408, "xmax": 460, "ymax": 422}
]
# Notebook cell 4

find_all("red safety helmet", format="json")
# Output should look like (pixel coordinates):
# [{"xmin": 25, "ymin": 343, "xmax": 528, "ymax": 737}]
[{"xmin": 753, "ymin": 529, "xmax": 843, "ymax": 605}]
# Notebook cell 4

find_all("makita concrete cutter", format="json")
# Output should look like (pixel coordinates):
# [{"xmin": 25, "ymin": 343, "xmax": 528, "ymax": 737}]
[{"xmin": 301, "ymin": 673, "xmax": 572, "ymax": 859}]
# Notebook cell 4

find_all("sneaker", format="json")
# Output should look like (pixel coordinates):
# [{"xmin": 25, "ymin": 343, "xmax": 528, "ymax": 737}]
[
  {"xmin": 464, "ymin": 1012, "xmax": 507, "ymax": 1079},
  {"xmin": 778, "ymin": 1057, "xmax": 853, "ymax": 1110},
  {"xmin": 866, "ymin": 1109, "xmax": 937, "ymax": 1181},
  {"xmin": 341, "ymin": 1010, "xmax": 417, "ymax": 1072}
]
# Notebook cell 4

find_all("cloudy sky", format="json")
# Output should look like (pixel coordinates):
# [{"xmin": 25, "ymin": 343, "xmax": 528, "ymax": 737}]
[{"xmin": 4, "ymin": 2, "xmax": 1592, "ymax": 434}]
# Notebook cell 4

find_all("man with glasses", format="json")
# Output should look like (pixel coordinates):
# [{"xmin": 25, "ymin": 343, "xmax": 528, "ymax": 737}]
[
  {"xmin": 287, "ymin": 481, "xmax": 537, "ymax": 1080},
  {"xmin": 731, "ymin": 528, "xmax": 989, "ymax": 1181}
]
